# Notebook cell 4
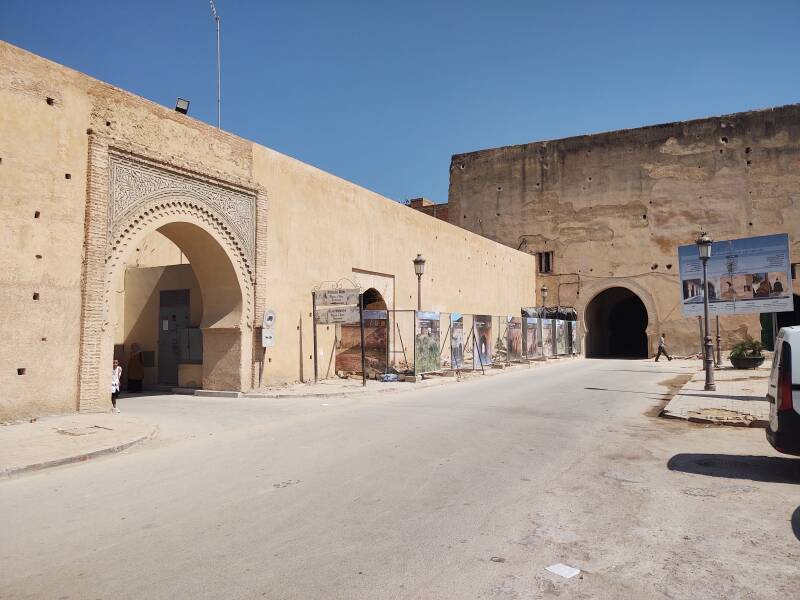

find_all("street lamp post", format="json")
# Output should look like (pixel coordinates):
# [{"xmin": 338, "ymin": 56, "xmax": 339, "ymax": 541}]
[
  {"xmin": 209, "ymin": 0, "xmax": 221, "ymax": 129},
  {"xmin": 696, "ymin": 231, "xmax": 716, "ymax": 391},
  {"xmin": 540, "ymin": 284, "xmax": 549, "ymax": 360},
  {"xmin": 413, "ymin": 254, "xmax": 426, "ymax": 311}
]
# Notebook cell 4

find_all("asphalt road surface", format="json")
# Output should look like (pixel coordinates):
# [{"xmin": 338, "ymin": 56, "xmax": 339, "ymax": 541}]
[{"xmin": 1, "ymin": 359, "xmax": 799, "ymax": 599}]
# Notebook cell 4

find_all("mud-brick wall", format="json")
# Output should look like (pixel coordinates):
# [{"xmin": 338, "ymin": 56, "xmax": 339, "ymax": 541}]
[{"xmin": 448, "ymin": 105, "xmax": 800, "ymax": 356}]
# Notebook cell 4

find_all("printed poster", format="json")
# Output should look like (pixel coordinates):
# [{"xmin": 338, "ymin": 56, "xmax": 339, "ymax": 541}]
[
  {"xmin": 473, "ymin": 315, "xmax": 492, "ymax": 367},
  {"xmin": 542, "ymin": 319, "xmax": 554, "ymax": 358},
  {"xmin": 678, "ymin": 233, "xmax": 793, "ymax": 316},
  {"xmin": 415, "ymin": 311, "xmax": 441, "ymax": 374},
  {"xmin": 555, "ymin": 320, "xmax": 567, "ymax": 355},
  {"xmin": 507, "ymin": 317, "xmax": 523, "ymax": 361},
  {"xmin": 524, "ymin": 316, "xmax": 541, "ymax": 358},
  {"xmin": 450, "ymin": 313, "xmax": 465, "ymax": 369}
]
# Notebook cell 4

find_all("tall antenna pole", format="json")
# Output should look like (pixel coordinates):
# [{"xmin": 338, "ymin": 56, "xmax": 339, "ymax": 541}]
[{"xmin": 210, "ymin": 0, "xmax": 221, "ymax": 129}]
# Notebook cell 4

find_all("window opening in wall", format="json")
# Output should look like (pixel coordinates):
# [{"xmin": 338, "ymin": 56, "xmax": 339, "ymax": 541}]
[
  {"xmin": 792, "ymin": 263, "xmax": 799, "ymax": 280},
  {"xmin": 538, "ymin": 251, "xmax": 554, "ymax": 274}
]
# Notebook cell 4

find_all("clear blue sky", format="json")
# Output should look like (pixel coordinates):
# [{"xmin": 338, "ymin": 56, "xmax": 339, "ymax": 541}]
[{"xmin": 3, "ymin": 1, "xmax": 799, "ymax": 203}]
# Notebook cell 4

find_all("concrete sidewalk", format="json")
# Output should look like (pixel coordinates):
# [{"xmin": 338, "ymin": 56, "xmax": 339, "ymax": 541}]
[
  {"xmin": 0, "ymin": 413, "xmax": 158, "ymax": 478},
  {"xmin": 662, "ymin": 361, "xmax": 772, "ymax": 427}
]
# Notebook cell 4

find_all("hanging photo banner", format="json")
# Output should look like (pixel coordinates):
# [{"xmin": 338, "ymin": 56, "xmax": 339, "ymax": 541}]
[
  {"xmin": 316, "ymin": 288, "xmax": 360, "ymax": 307},
  {"xmin": 362, "ymin": 310, "xmax": 388, "ymax": 375},
  {"xmin": 555, "ymin": 320, "xmax": 567, "ymax": 355},
  {"xmin": 507, "ymin": 316, "xmax": 523, "ymax": 361},
  {"xmin": 473, "ymin": 315, "xmax": 493, "ymax": 368},
  {"xmin": 568, "ymin": 321, "xmax": 580, "ymax": 354},
  {"xmin": 542, "ymin": 319, "xmax": 554, "ymax": 358},
  {"xmin": 315, "ymin": 306, "xmax": 360, "ymax": 325},
  {"xmin": 450, "ymin": 313, "xmax": 465, "ymax": 369},
  {"xmin": 678, "ymin": 233, "xmax": 793, "ymax": 316},
  {"xmin": 414, "ymin": 311, "xmax": 441, "ymax": 374},
  {"xmin": 524, "ymin": 316, "xmax": 541, "ymax": 358}
]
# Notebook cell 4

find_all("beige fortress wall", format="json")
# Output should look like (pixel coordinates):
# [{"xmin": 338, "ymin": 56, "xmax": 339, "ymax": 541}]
[
  {"xmin": 252, "ymin": 146, "xmax": 537, "ymax": 384},
  {"xmin": 448, "ymin": 105, "xmax": 800, "ymax": 356},
  {"xmin": 0, "ymin": 45, "xmax": 93, "ymax": 420},
  {"xmin": 0, "ymin": 41, "xmax": 536, "ymax": 419}
]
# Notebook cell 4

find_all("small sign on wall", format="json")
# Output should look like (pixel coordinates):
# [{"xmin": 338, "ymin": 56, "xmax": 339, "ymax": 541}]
[{"xmin": 262, "ymin": 310, "xmax": 276, "ymax": 348}]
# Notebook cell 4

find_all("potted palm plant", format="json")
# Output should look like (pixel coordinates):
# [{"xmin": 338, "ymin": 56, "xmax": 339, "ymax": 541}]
[{"xmin": 729, "ymin": 340, "xmax": 765, "ymax": 369}]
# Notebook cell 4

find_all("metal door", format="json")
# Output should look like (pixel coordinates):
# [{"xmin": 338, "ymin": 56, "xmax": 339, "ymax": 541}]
[{"xmin": 158, "ymin": 289, "xmax": 190, "ymax": 385}]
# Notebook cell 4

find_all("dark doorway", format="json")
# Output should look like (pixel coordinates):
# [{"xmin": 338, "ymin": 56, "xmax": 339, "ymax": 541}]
[
  {"xmin": 158, "ymin": 289, "xmax": 190, "ymax": 385},
  {"xmin": 586, "ymin": 287, "xmax": 648, "ymax": 358}
]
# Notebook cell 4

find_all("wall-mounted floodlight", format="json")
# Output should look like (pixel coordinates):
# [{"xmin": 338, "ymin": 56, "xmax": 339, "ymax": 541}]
[{"xmin": 175, "ymin": 98, "xmax": 191, "ymax": 115}]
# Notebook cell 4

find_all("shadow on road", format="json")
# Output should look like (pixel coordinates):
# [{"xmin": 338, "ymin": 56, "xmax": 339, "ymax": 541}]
[
  {"xmin": 675, "ymin": 392, "xmax": 765, "ymax": 402},
  {"xmin": 585, "ymin": 387, "xmax": 671, "ymax": 397},
  {"xmin": 668, "ymin": 453, "xmax": 800, "ymax": 484},
  {"xmin": 793, "ymin": 507, "xmax": 800, "ymax": 541}
]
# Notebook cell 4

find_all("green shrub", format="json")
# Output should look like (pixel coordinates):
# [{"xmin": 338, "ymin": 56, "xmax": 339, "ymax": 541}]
[{"xmin": 729, "ymin": 340, "xmax": 764, "ymax": 359}]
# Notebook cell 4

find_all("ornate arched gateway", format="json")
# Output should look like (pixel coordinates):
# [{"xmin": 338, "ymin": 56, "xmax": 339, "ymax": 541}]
[{"xmin": 77, "ymin": 138, "xmax": 261, "ymax": 411}]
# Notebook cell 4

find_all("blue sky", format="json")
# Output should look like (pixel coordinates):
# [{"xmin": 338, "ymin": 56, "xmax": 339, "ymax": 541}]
[{"xmin": 3, "ymin": 1, "xmax": 799, "ymax": 203}]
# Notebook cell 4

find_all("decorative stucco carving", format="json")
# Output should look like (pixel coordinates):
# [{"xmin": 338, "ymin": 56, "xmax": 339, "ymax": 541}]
[{"xmin": 108, "ymin": 153, "xmax": 256, "ymax": 271}]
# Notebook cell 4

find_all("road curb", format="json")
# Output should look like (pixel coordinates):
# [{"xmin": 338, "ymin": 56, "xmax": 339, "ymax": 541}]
[{"xmin": 0, "ymin": 425, "xmax": 159, "ymax": 479}]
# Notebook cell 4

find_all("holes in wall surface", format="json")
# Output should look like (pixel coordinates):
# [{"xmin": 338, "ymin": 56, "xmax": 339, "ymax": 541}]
[
  {"xmin": 41, "ymin": 337, "xmax": 47, "ymax": 342},
  {"xmin": 666, "ymin": 264, "xmax": 673, "ymax": 270},
  {"xmin": 65, "ymin": 173, "xmax": 71, "ymax": 179},
  {"xmin": 746, "ymin": 160, "xmax": 752, "ymax": 166},
  {"xmin": 35, "ymin": 254, "xmax": 42, "ymax": 259},
  {"xmin": 46, "ymin": 97, "xmax": 54, "ymax": 106},
  {"xmin": 106, "ymin": 121, "xmax": 111, "ymax": 127},
  {"xmin": 745, "ymin": 147, "xmax": 751, "ymax": 154},
  {"xmin": 17, "ymin": 368, "xmax": 26, "ymax": 375},
  {"xmin": 719, "ymin": 149, "xmax": 723, "ymax": 154},
  {"xmin": 642, "ymin": 214, "xmax": 647, "ymax": 219},
  {"xmin": 32, "ymin": 292, "xmax": 39, "ymax": 300},
  {"xmin": 86, "ymin": 128, "xmax": 93, "ymax": 135},
  {"xmin": 749, "ymin": 222, "xmax": 753, "ymax": 226},
  {"xmin": 34, "ymin": 211, "xmax": 40, "ymax": 218},
  {"xmin": 497, "ymin": 186, "xmax": 502, "ymax": 191},
  {"xmin": 651, "ymin": 264, "xmax": 658, "ymax": 270},
  {"xmin": 721, "ymin": 137, "xmax": 728, "ymax": 144}
]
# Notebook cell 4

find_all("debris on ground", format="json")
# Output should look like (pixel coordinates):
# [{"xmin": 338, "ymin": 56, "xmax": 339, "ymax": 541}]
[{"xmin": 546, "ymin": 563, "xmax": 580, "ymax": 579}]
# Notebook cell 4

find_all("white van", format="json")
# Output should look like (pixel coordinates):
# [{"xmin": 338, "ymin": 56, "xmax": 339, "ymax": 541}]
[{"xmin": 766, "ymin": 326, "xmax": 800, "ymax": 455}]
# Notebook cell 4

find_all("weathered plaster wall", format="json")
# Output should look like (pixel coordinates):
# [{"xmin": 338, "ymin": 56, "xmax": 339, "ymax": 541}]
[
  {"xmin": 251, "ymin": 144, "xmax": 536, "ymax": 385},
  {"xmin": 0, "ymin": 45, "xmax": 92, "ymax": 421},
  {"xmin": 448, "ymin": 106, "xmax": 800, "ymax": 355},
  {"xmin": 1, "ymin": 41, "xmax": 536, "ymax": 419}
]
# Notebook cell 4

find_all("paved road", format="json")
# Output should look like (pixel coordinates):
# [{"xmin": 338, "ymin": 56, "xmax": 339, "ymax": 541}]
[{"xmin": 1, "ymin": 359, "xmax": 798, "ymax": 599}]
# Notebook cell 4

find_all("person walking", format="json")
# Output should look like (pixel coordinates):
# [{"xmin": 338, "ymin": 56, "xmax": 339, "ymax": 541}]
[
  {"xmin": 111, "ymin": 359, "xmax": 122, "ymax": 413},
  {"xmin": 655, "ymin": 333, "xmax": 672, "ymax": 362}
]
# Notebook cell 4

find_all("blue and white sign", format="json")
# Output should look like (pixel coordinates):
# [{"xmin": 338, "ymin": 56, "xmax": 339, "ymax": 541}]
[{"xmin": 678, "ymin": 233, "xmax": 793, "ymax": 316}]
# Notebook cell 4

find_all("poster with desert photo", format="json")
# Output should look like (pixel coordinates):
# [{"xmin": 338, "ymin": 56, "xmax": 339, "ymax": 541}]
[
  {"xmin": 507, "ymin": 317, "xmax": 523, "ymax": 361},
  {"xmin": 473, "ymin": 315, "xmax": 492, "ymax": 368},
  {"xmin": 524, "ymin": 316, "xmax": 541, "ymax": 358}
]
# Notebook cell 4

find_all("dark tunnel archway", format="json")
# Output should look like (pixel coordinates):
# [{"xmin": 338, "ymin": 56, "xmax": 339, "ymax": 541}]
[{"xmin": 586, "ymin": 287, "xmax": 649, "ymax": 358}]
